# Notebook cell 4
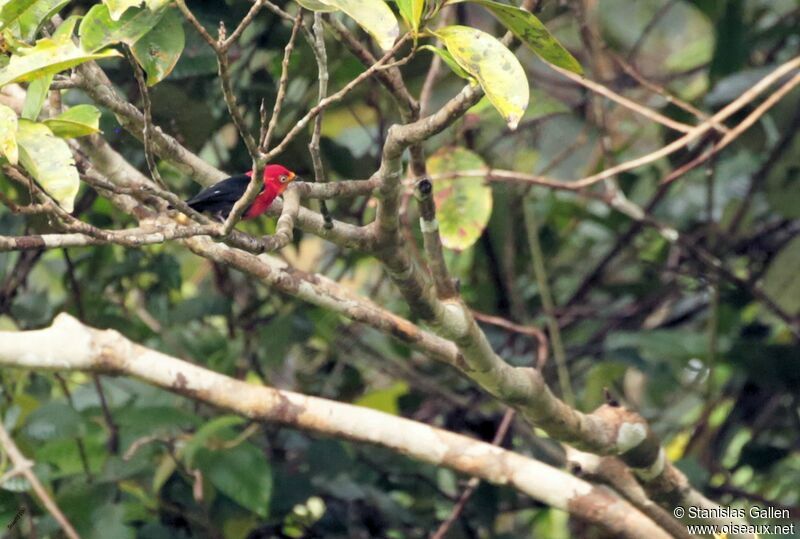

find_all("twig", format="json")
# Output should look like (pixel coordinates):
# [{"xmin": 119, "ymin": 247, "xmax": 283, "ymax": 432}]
[
  {"xmin": 308, "ymin": 12, "xmax": 333, "ymax": 229},
  {"xmin": 414, "ymin": 178, "xmax": 457, "ymax": 298},
  {"xmin": 523, "ymin": 201, "xmax": 574, "ymax": 406},
  {"xmin": 430, "ymin": 409, "xmax": 515, "ymax": 539},
  {"xmin": 0, "ymin": 422, "xmax": 80, "ymax": 539},
  {"xmin": 471, "ymin": 311, "xmax": 548, "ymax": 370}
]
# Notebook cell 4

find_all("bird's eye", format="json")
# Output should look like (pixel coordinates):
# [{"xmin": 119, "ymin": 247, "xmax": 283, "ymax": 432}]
[{"xmin": 279, "ymin": 175, "xmax": 288, "ymax": 183}]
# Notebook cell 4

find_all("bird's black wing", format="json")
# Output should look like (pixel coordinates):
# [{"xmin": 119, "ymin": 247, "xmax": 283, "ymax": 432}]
[{"xmin": 185, "ymin": 174, "xmax": 261, "ymax": 217}]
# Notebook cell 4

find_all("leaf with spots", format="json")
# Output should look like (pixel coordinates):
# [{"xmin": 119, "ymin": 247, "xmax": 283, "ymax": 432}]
[
  {"xmin": 304, "ymin": 0, "xmax": 399, "ymax": 50},
  {"xmin": 0, "ymin": 104, "xmax": 18, "ymax": 165},
  {"xmin": 295, "ymin": 0, "xmax": 337, "ymax": 12},
  {"xmin": 419, "ymin": 44, "xmax": 471, "ymax": 80},
  {"xmin": 131, "ymin": 6, "xmax": 184, "ymax": 85},
  {"xmin": 461, "ymin": 0, "xmax": 582, "ymax": 74},
  {"xmin": 428, "ymin": 147, "xmax": 492, "ymax": 251},
  {"xmin": 436, "ymin": 25, "xmax": 528, "ymax": 129},
  {"xmin": 15, "ymin": 119, "xmax": 80, "ymax": 212}
]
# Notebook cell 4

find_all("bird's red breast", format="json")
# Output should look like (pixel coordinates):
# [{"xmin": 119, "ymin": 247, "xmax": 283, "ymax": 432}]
[{"xmin": 244, "ymin": 165, "xmax": 296, "ymax": 219}]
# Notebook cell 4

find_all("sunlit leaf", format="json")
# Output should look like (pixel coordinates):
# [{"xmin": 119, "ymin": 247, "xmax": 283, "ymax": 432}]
[
  {"xmin": 20, "ymin": 71, "xmax": 51, "ymax": 120},
  {"xmin": 15, "ymin": 119, "xmax": 80, "ymax": 211},
  {"xmin": 428, "ymin": 146, "xmax": 492, "ymax": 251},
  {"xmin": 458, "ymin": 0, "xmax": 582, "ymax": 74},
  {"xmin": 354, "ymin": 382, "xmax": 408, "ymax": 414},
  {"xmin": 323, "ymin": 0, "xmax": 399, "ymax": 50},
  {"xmin": 0, "ymin": 103, "xmax": 18, "ymax": 164},
  {"xmin": 0, "ymin": 36, "xmax": 120, "ymax": 87},
  {"xmin": 79, "ymin": 3, "xmax": 166, "ymax": 52},
  {"xmin": 15, "ymin": 0, "xmax": 70, "ymax": 42},
  {"xmin": 0, "ymin": 0, "xmax": 38, "ymax": 28},
  {"xmin": 43, "ymin": 104, "xmax": 102, "ymax": 137},
  {"xmin": 437, "ymin": 25, "xmax": 529, "ymax": 129},
  {"xmin": 130, "ymin": 6, "xmax": 184, "ymax": 85},
  {"xmin": 419, "ymin": 44, "xmax": 471, "ymax": 80},
  {"xmin": 295, "ymin": 0, "xmax": 337, "ymax": 12},
  {"xmin": 103, "ymin": 0, "xmax": 168, "ymax": 21},
  {"xmin": 395, "ymin": 0, "xmax": 423, "ymax": 32}
]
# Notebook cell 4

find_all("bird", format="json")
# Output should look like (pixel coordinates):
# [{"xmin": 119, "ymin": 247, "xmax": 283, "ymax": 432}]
[{"xmin": 182, "ymin": 164, "xmax": 297, "ymax": 221}]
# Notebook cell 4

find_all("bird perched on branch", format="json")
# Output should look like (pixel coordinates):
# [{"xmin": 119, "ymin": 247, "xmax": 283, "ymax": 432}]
[{"xmin": 183, "ymin": 164, "xmax": 297, "ymax": 221}]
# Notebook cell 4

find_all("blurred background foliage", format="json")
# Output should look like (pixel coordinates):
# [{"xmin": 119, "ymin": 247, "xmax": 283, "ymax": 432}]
[{"xmin": 1, "ymin": 0, "xmax": 799, "ymax": 537}]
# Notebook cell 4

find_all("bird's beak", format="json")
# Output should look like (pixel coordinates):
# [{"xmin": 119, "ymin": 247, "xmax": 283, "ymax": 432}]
[{"xmin": 288, "ymin": 172, "xmax": 297, "ymax": 182}]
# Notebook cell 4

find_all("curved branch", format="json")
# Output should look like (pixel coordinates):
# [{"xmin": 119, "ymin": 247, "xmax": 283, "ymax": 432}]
[{"xmin": 0, "ymin": 313, "xmax": 672, "ymax": 539}]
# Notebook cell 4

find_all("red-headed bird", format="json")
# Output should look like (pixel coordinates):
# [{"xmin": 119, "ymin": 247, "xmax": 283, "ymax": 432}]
[{"xmin": 184, "ymin": 164, "xmax": 297, "ymax": 221}]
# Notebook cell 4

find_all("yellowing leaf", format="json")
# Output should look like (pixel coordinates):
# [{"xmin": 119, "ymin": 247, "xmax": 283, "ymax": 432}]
[
  {"xmin": 396, "ymin": 0, "xmax": 424, "ymax": 32},
  {"xmin": 437, "ymin": 25, "xmax": 528, "ymax": 129},
  {"xmin": 428, "ymin": 147, "xmax": 492, "ymax": 251},
  {"xmin": 462, "ymin": 0, "xmax": 582, "ymax": 74},
  {"xmin": 43, "ymin": 104, "xmax": 102, "ymax": 138},
  {"xmin": 0, "ymin": 104, "xmax": 18, "ymax": 164},
  {"xmin": 16, "ymin": 119, "xmax": 80, "ymax": 211},
  {"xmin": 16, "ymin": 0, "xmax": 71, "ymax": 42},
  {"xmin": 0, "ymin": 36, "xmax": 120, "ymax": 87},
  {"xmin": 0, "ymin": 0, "xmax": 38, "ymax": 29},
  {"xmin": 295, "ymin": 0, "xmax": 337, "ymax": 12},
  {"xmin": 354, "ymin": 382, "xmax": 409, "ymax": 414},
  {"xmin": 326, "ymin": 0, "xmax": 399, "ymax": 50},
  {"xmin": 130, "ymin": 6, "xmax": 185, "ymax": 85},
  {"xmin": 419, "ymin": 44, "xmax": 471, "ymax": 80}
]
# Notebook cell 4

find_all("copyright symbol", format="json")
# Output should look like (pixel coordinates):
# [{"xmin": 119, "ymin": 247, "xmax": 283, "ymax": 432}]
[{"xmin": 673, "ymin": 506, "xmax": 685, "ymax": 518}]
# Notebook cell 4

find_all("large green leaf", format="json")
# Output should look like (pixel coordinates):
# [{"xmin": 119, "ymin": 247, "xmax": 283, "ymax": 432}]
[
  {"xmin": 43, "ymin": 104, "xmax": 102, "ymax": 137},
  {"xmin": 15, "ymin": 0, "xmax": 70, "ymax": 42},
  {"xmin": 428, "ymin": 147, "xmax": 493, "ymax": 251},
  {"xmin": 195, "ymin": 442, "xmax": 272, "ymax": 517},
  {"xmin": 395, "ymin": 0, "xmax": 423, "ymax": 32},
  {"xmin": 0, "ymin": 36, "xmax": 120, "ymax": 87},
  {"xmin": 0, "ymin": 103, "xmax": 18, "ymax": 164},
  {"xmin": 79, "ymin": 3, "xmax": 166, "ymax": 52},
  {"xmin": 0, "ymin": 0, "xmax": 37, "ymax": 28},
  {"xmin": 20, "ymin": 71, "xmax": 52, "ymax": 120},
  {"xmin": 22, "ymin": 401, "xmax": 85, "ymax": 440},
  {"xmin": 103, "ymin": 0, "xmax": 168, "ymax": 21},
  {"xmin": 15, "ymin": 119, "xmax": 80, "ymax": 211},
  {"xmin": 130, "ymin": 6, "xmax": 184, "ymax": 85},
  {"xmin": 437, "ymin": 25, "xmax": 529, "ymax": 129},
  {"xmin": 459, "ymin": 0, "xmax": 582, "ymax": 74},
  {"xmin": 302, "ymin": 0, "xmax": 399, "ymax": 50},
  {"xmin": 182, "ymin": 415, "xmax": 245, "ymax": 468}
]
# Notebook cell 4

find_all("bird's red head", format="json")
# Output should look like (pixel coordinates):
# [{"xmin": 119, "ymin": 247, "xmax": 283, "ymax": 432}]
[
  {"xmin": 246, "ymin": 164, "xmax": 296, "ymax": 194},
  {"xmin": 243, "ymin": 164, "xmax": 297, "ymax": 219}
]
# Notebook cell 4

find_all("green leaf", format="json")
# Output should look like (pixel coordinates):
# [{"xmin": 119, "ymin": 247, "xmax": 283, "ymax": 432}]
[
  {"xmin": 0, "ymin": 0, "xmax": 38, "ymax": 29},
  {"xmin": 130, "ymin": 6, "xmax": 184, "ymax": 85},
  {"xmin": 320, "ymin": 0, "xmax": 399, "ymax": 50},
  {"xmin": 763, "ymin": 235, "xmax": 800, "ymax": 316},
  {"xmin": 79, "ymin": 3, "xmax": 166, "ymax": 53},
  {"xmin": 22, "ymin": 401, "xmax": 85, "ymax": 440},
  {"xmin": 16, "ymin": 0, "xmax": 70, "ymax": 42},
  {"xmin": 0, "ymin": 104, "xmax": 18, "ymax": 164},
  {"xmin": 354, "ymin": 382, "xmax": 408, "ymax": 414},
  {"xmin": 461, "ymin": 0, "xmax": 582, "ymax": 74},
  {"xmin": 436, "ymin": 25, "xmax": 529, "ymax": 129},
  {"xmin": 419, "ymin": 44, "xmax": 471, "ymax": 80},
  {"xmin": 395, "ymin": 0, "xmax": 423, "ymax": 32},
  {"xmin": 0, "ymin": 36, "xmax": 120, "ymax": 87},
  {"xmin": 15, "ymin": 119, "xmax": 80, "ymax": 211},
  {"xmin": 43, "ymin": 104, "xmax": 101, "ymax": 137},
  {"xmin": 20, "ymin": 72, "xmax": 52, "ymax": 120},
  {"xmin": 428, "ymin": 147, "xmax": 492, "ymax": 251},
  {"xmin": 195, "ymin": 442, "xmax": 272, "ymax": 517},
  {"xmin": 182, "ymin": 415, "xmax": 245, "ymax": 468},
  {"xmin": 103, "ymin": 0, "xmax": 168, "ymax": 21}
]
